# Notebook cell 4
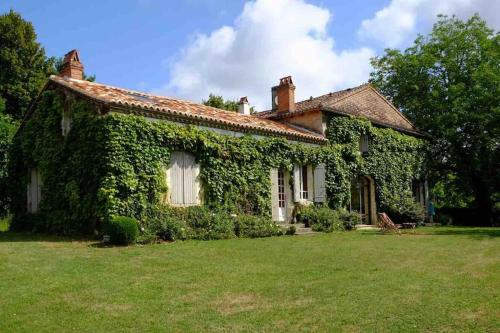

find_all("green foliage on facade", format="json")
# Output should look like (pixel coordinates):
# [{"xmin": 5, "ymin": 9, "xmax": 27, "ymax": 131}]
[
  {"xmin": 9, "ymin": 89, "xmax": 426, "ymax": 234},
  {"xmin": 0, "ymin": 101, "xmax": 18, "ymax": 216},
  {"xmin": 325, "ymin": 116, "xmax": 426, "ymax": 216}
]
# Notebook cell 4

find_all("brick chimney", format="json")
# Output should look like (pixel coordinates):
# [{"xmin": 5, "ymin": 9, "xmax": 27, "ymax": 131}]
[
  {"xmin": 238, "ymin": 96, "xmax": 250, "ymax": 115},
  {"xmin": 272, "ymin": 76, "xmax": 296, "ymax": 112},
  {"xmin": 59, "ymin": 49, "xmax": 83, "ymax": 80}
]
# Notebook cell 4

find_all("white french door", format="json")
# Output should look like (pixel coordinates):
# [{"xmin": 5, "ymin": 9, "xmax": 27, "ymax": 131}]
[{"xmin": 277, "ymin": 169, "xmax": 286, "ymax": 222}]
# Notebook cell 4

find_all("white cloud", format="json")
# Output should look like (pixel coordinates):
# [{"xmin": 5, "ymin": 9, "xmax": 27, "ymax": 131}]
[
  {"xmin": 159, "ymin": 0, "xmax": 375, "ymax": 110},
  {"xmin": 359, "ymin": 0, "xmax": 500, "ymax": 48}
]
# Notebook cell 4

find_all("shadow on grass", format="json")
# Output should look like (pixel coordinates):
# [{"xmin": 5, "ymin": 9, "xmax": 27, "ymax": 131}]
[
  {"xmin": 0, "ymin": 231, "xmax": 93, "ymax": 243},
  {"xmin": 359, "ymin": 226, "xmax": 500, "ymax": 239},
  {"xmin": 425, "ymin": 227, "xmax": 500, "ymax": 238}
]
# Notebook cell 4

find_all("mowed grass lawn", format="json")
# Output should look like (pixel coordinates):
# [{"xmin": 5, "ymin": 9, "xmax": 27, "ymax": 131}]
[{"xmin": 0, "ymin": 227, "xmax": 498, "ymax": 332}]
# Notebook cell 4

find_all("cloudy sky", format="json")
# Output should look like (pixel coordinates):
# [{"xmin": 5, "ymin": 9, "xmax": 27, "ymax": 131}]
[{"xmin": 2, "ymin": 0, "xmax": 499, "ymax": 110}]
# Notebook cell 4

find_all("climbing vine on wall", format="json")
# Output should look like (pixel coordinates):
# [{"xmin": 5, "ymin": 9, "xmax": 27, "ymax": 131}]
[
  {"xmin": 9, "ymin": 89, "xmax": 427, "ymax": 234},
  {"xmin": 325, "ymin": 116, "xmax": 427, "ymax": 213}
]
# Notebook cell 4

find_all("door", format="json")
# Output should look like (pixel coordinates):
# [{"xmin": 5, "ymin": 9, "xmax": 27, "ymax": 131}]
[
  {"xmin": 350, "ymin": 176, "xmax": 375, "ymax": 224},
  {"xmin": 277, "ymin": 169, "xmax": 286, "ymax": 222}
]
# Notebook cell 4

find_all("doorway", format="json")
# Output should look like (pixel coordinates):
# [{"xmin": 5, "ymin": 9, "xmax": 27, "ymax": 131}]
[{"xmin": 350, "ymin": 176, "xmax": 377, "ymax": 224}]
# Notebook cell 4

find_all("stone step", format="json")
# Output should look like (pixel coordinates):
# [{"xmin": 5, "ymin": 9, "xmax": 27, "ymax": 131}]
[
  {"xmin": 281, "ymin": 223, "xmax": 317, "ymax": 235},
  {"xmin": 355, "ymin": 224, "xmax": 380, "ymax": 230}
]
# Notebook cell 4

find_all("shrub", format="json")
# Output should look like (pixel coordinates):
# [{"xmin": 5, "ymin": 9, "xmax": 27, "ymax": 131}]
[
  {"xmin": 147, "ymin": 208, "xmax": 189, "ymax": 241},
  {"xmin": 337, "ymin": 208, "xmax": 362, "ymax": 230},
  {"xmin": 388, "ymin": 196, "xmax": 425, "ymax": 225},
  {"xmin": 310, "ymin": 207, "xmax": 344, "ymax": 232},
  {"xmin": 10, "ymin": 213, "xmax": 47, "ymax": 232},
  {"xmin": 185, "ymin": 206, "xmax": 235, "ymax": 240},
  {"xmin": 104, "ymin": 216, "xmax": 139, "ymax": 245},
  {"xmin": 233, "ymin": 214, "xmax": 283, "ymax": 238},
  {"xmin": 286, "ymin": 225, "xmax": 296, "ymax": 235},
  {"xmin": 296, "ymin": 206, "xmax": 362, "ymax": 232}
]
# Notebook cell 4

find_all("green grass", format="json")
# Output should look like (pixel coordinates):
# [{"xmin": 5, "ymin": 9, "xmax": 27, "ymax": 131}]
[{"xmin": 0, "ymin": 227, "xmax": 498, "ymax": 332}]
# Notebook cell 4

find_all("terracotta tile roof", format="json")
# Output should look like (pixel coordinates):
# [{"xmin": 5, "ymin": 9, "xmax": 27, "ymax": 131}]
[
  {"xmin": 48, "ymin": 75, "xmax": 326, "ymax": 143},
  {"xmin": 257, "ymin": 84, "xmax": 420, "ymax": 135}
]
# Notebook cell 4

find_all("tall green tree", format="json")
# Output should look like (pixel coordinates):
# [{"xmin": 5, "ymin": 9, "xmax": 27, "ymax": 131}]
[
  {"xmin": 370, "ymin": 14, "xmax": 499, "ymax": 224},
  {"xmin": 0, "ymin": 10, "xmax": 55, "ymax": 120}
]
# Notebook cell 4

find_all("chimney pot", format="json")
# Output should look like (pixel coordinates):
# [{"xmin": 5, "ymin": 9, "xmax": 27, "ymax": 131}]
[
  {"xmin": 238, "ymin": 96, "xmax": 250, "ymax": 115},
  {"xmin": 274, "ymin": 76, "xmax": 295, "ymax": 113},
  {"xmin": 59, "ymin": 49, "xmax": 84, "ymax": 80}
]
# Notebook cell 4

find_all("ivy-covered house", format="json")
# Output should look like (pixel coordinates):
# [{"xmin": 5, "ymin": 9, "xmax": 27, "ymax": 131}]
[{"xmin": 10, "ymin": 50, "xmax": 428, "ymax": 234}]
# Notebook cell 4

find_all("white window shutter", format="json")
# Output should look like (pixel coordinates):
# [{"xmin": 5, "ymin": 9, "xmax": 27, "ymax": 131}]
[
  {"xmin": 27, "ymin": 168, "xmax": 41, "ymax": 213},
  {"xmin": 169, "ymin": 152, "xmax": 183, "ymax": 205},
  {"xmin": 183, "ymin": 153, "xmax": 198, "ymax": 205},
  {"xmin": 314, "ymin": 164, "xmax": 326, "ymax": 203},
  {"xmin": 270, "ymin": 168, "xmax": 279, "ymax": 221},
  {"xmin": 307, "ymin": 165, "xmax": 314, "ymax": 200},
  {"xmin": 293, "ymin": 165, "xmax": 301, "ymax": 202},
  {"xmin": 192, "ymin": 159, "xmax": 201, "ymax": 205}
]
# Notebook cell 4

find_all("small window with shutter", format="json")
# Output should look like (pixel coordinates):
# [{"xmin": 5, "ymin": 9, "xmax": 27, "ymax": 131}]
[
  {"xmin": 168, "ymin": 152, "xmax": 200, "ymax": 206},
  {"xmin": 360, "ymin": 135, "xmax": 369, "ymax": 153}
]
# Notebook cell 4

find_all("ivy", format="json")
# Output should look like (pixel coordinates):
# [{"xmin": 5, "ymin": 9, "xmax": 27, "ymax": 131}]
[
  {"xmin": 9, "ymin": 90, "xmax": 427, "ymax": 234},
  {"xmin": 325, "ymin": 116, "xmax": 427, "ymax": 213}
]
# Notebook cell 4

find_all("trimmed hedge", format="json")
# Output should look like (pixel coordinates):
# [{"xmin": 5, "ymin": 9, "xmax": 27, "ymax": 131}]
[{"xmin": 104, "ymin": 216, "xmax": 139, "ymax": 245}]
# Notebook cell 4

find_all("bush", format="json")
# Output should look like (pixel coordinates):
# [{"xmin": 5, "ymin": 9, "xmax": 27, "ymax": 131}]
[
  {"xmin": 146, "ymin": 206, "xmax": 235, "ymax": 241},
  {"xmin": 147, "ymin": 208, "xmax": 189, "ymax": 241},
  {"xmin": 185, "ymin": 206, "xmax": 235, "ymax": 240},
  {"xmin": 104, "ymin": 216, "xmax": 139, "ymax": 245},
  {"xmin": 286, "ymin": 225, "xmax": 296, "ymax": 235},
  {"xmin": 310, "ymin": 207, "xmax": 344, "ymax": 232},
  {"xmin": 337, "ymin": 208, "xmax": 362, "ymax": 230},
  {"xmin": 10, "ymin": 213, "xmax": 47, "ymax": 232},
  {"xmin": 295, "ymin": 206, "xmax": 362, "ymax": 232},
  {"xmin": 388, "ymin": 196, "xmax": 425, "ymax": 225},
  {"xmin": 233, "ymin": 214, "xmax": 283, "ymax": 238}
]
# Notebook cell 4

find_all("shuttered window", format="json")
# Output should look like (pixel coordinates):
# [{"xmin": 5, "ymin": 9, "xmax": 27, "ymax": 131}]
[
  {"xmin": 169, "ymin": 152, "xmax": 200, "ymax": 206},
  {"xmin": 360, "ymin": 135, "xmax": 369, "ymax": 153},
  {"xmin": 27, "ymin": 168, "xmax": 42, "ymax": 213},
  {"xmin": 313, "ymin": 164, "xmax": 326, "ymax": 203}
]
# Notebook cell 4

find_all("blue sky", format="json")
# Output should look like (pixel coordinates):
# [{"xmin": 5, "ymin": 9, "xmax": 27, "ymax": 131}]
[{"xmin": 1, "ymin": 0, "xmax": 498, "ymax": 109}]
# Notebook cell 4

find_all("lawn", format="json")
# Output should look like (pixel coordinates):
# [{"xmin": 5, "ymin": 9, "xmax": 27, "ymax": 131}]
[{"xmin": 0, "ymin": 227, "xmax": 498, "ymax": 332}]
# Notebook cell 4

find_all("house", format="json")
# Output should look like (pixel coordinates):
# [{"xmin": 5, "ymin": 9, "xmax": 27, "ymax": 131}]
[{"xmin": 10, "ymin": 50, "xmax": 428, "ymax": 233}]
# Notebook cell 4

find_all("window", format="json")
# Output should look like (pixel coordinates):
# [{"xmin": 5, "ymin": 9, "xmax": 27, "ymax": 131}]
[
  {"xmin": 294, "ymin": 164, "xmax": 312, "ymax": 202},
  {"xmin": 278, "ymin": 169, "xmax": 286, "ymax": 208},
  {"xmin": 360, "ymin": 135, "xmax": 369, "ymax": 153},
  {"xmin": 62, "ymin": 108, "xmax": 72, "ymax": 136},
  {"xmin": 300, "ymin": 165, "xmax": 309, "ymax": 200},
  {"xmin": 27, "ymin": 168, "xmax": 42, "ymax": 213},
  {"xmin": 168, "ymin": 152, "xmax": 200, "ymax": 206}
]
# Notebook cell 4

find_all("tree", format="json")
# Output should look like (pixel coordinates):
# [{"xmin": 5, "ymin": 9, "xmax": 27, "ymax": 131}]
[
  {"xmin": 203, "ymin": 94, "xmax": 239, "ymax": 112},
  {"xmin": 0, "ymin": 10, "xmax": 56, "ymax": 120},
  {"xmin": 370, "ymin": 14, "xmax": 499, "ymax": 224}
]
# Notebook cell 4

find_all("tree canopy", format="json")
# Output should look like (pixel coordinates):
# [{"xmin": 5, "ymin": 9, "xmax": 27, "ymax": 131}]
[
  {"xmin": 0, "ymin": 10, "xmax": 55, "ymax": 120},
  {"xmin": 203, "ymin": 94, "xmax": 239, "ymax": 112},
  {"xmin": 370, "ymin": 14, "xmax": 499, "ymax": 224}
]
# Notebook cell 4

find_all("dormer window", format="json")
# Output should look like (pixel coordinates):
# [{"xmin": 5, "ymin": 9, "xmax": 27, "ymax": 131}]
[{"xmin": 360, "ymin": 135, "xmax": 369, "ymax": 153}]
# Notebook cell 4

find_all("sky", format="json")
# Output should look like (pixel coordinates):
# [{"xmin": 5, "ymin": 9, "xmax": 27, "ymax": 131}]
[{"xmin": 1, "ymin": 0, "xmax": 499, "ymax": 110}]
